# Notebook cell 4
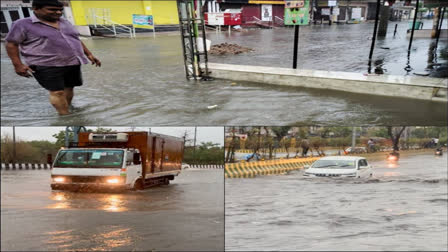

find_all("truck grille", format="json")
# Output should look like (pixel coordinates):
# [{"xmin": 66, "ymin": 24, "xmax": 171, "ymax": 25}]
[{"xmin": 52, "ymin": 176, "xmax": 111, "ymax": 183}]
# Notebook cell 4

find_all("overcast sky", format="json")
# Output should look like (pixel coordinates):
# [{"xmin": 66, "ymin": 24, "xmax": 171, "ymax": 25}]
[{"xmin": 1, "ymin": 127, "xmax": 224, "ymax": 146}]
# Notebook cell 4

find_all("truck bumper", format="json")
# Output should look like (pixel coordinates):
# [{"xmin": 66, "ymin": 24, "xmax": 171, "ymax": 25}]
[{"xmin": 51, "ymin": 183, "xmax": 131, "ymax": 191}]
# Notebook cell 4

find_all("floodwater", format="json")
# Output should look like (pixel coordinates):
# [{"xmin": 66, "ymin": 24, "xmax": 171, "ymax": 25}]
[
  {"xmin": 1, "ymin": 169, "xmax": 224, "ymax": 251},
  {"xmin": 225, "ymin": 154, "xmax": 448, "ymax": 251},
  {"xmin": 1, "ymin": 20, "xmax": 447, "ymax": 126}
]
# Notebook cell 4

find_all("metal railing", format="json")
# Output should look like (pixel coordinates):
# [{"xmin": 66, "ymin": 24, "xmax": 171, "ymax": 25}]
[
  {"xmin": 274, "ymin": 16, "xmax": 284, "ymax": 26},
  {"xmin": 85, "ymin": 8, "xmax": 135, "ymax": 38}
]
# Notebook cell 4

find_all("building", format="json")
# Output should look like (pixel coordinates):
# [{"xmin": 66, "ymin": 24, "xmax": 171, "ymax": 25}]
[{"xmin": 1, "ymin": 0, "xmax": 179, "ymax": 36}]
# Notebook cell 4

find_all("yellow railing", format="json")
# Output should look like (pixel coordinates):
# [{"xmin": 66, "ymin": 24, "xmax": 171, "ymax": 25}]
[{"xmin": 225, "ymin": 157, "xmax": 320, "ymax": 178}]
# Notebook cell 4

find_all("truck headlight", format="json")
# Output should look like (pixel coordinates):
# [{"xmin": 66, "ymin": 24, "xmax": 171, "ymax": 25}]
[
  {"xmin": 107, "ymin": 178, "xmax": 120, "ymax": 184},
  {"xmin": 53, "ymin": 177, "xmax": 65, "ymax": 183}
]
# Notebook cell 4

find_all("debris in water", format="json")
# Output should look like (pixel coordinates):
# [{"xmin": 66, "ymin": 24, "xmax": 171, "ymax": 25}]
[
  {"xmin": 413, "ymin": 72, "xmax": 430, "ymax": 76},
  {"xmin": 209, "ymin": 43, "xmax": 254, "ymax": 55},
  {"xmin": 207, "ymin": 105, "xmax": 218, "ymax": 109}
]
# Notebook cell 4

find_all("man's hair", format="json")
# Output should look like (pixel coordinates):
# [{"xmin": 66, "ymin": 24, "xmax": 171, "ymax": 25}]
[{"xmin": 32, "ymin": 0, "xmax": 63, "ymax": 9}]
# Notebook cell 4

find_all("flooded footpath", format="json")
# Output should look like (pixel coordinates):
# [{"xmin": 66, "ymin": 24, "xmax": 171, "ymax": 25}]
[
  {"xmin": 225, "ymin": 154, "xmax": 448, "ymax": 251},
  {"xmin": 1, "ymin": 169, "xmax": 224, "ymax": 251},
  {"xmin": 1, "ymin": 20, "xmax": 446, "ymax": 126}
]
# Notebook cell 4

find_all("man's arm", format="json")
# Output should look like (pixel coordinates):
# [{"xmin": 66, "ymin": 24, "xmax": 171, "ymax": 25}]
[
  {"xmin": 81, "ymin": 41, "xmax": 101, "ymax": 67},
  {"xmin": 5, "ymin": 41, "xmax": 34, "ymax": 77}
]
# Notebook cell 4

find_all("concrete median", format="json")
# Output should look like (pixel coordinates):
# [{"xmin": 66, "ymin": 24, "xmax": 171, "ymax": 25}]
[{"xmin": 225, "ymin": 157, "xmax": 320, "ymax": 178}]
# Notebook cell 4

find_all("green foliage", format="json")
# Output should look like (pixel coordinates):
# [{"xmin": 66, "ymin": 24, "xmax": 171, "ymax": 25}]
[
  {"xmin": 183, "ymin": 142, "xmax": 224, "ymax": 165},
  {"xmin": 52, "ymin": 128, "xmax": 115, "ymax": 147},
  {"xmin": 1, "ymin": 134, "xmax": 59, "ymax": 163},
  {"xmin": 370, "ymin": 127, "xmax": 389, "ymax": 138}
]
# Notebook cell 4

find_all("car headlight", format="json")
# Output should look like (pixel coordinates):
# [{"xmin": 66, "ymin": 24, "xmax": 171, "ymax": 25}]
[{"xmin": 53, "ymin": 177, "xmax": 65, "ymax": 183}]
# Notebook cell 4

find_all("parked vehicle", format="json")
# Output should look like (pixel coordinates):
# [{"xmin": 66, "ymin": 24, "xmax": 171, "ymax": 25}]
[
  {"xmin": 51, "ymin": 132, "xmax": 184, "ymax": 191},
  {"xmin": 243, "ymin": 153, "xmax": 261, "ymax": 161},
  {"xmin": 303, "ymin": 156, "xmax": 373, "ymax": 178},
  {"xmin": 344, "ymin": 147, "xmax": 367, "ymax": 154}
]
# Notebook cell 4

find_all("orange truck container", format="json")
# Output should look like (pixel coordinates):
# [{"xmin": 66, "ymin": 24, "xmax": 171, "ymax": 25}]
[{"xmin": 51, "ymin": 132, "xmax": 184, "ymax": 190}]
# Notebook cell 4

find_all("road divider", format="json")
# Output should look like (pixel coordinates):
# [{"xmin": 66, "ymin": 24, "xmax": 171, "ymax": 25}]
[
  {"xmin": 207, "ymin": 63, "xmax": 447, "ymax": 102},
  {"xmin": 1, "ymin": 163, "xmax": 51, "ymax": 170},
  {"xmin": 188, "ymin": 164, "xmax": 224, "ymax": 169},
  {"xmin": 225, "ymin": 157, "xmax": 320, "ymax": 178}
]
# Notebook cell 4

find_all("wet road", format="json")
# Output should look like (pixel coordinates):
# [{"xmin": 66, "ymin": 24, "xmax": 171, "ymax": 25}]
[
  {"xmin": 225, "ymin": 154, "xmax": 448, "ymax": 251},
  {"xmin": 1, "ymin": 169, "xmax": 224, "ymax": 251},
  {"xmin": 1, "ymin": 20, "xmax": 447, "ymax": 126}
]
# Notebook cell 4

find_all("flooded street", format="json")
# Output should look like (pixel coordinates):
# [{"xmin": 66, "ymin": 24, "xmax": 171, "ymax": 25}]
[
  {"xmin": 225, "ymin": 154, "xmax": 448, "ymax": 251},
  {"xmin": 1, "ymin": 20, "xmax": 447, "ymax": 126},
  {"xmin": 1, "ymin": 169, "xmax": 224, "ymax": 251}
]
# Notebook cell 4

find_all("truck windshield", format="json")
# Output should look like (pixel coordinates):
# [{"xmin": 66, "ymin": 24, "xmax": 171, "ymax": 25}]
[{"xmin": 53, "ymin": 149, "xmax": 124, "ymax": 168}]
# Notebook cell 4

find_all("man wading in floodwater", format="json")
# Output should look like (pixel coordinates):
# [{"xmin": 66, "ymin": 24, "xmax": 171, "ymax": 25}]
[{"xmin": 5, "ymin": 0, "xmax": 101, "ymax": 115}]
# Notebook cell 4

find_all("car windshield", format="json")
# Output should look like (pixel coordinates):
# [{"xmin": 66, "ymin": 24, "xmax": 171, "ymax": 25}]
[
  {"xmin": 311, "ymin": 160, "xmax": 356, "ymax": 169},
  {"xmin": 53, "ymin": 149, "xmax": 124, "ymax": 168}
]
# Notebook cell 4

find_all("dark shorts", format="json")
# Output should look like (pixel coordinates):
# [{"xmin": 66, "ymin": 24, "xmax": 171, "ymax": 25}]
[{"xmin": 29, "ymin": 65, "xmax": 83, "ymax": 91}]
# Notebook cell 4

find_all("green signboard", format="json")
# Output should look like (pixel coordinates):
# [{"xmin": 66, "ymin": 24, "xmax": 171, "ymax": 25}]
[{"xmin": 284, "ymin": 0, "xmax": 310, "ymax": 25}]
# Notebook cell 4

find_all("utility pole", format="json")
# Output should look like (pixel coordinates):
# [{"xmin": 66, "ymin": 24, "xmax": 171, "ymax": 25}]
[
  {"xmin": 193, "ymin": 126, "xmax": 197, "ymax": 153},
  {"xmin": 408, "ymin": 0, "xmax": 419, "ymax": 52},
  {"xmin": 351, "ymin": 127, "xmax": 356, "ymax": 149},
  {"xmin": 12, "ymin": 126, "xmax": 16, "ymax": 163},
  {"xmin": 378, "ymin": 0, "xmax": 391, "ymax": 37},
  {"xmin": 368, "ymin": 0, "xmax": 381, "ymax": 73}
]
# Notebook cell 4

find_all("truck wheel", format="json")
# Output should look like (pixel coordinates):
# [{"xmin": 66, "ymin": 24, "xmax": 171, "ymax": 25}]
[
  {"xmin": 163, "ymin": 177, "xmax": 170, "ymax": 185},
  {"xmin": 133, "ymin": 179, "xmax": 144, "ymax": 190}
]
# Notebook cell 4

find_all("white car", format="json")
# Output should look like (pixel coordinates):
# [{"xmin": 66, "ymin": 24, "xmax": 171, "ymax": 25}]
[
  {"xmin": 181, "ymin": 163, "xmax": 190, "ymax": 169},
  {"xmin": 303, "ymin": 156, "xmax": 373, "ymax": 178}
]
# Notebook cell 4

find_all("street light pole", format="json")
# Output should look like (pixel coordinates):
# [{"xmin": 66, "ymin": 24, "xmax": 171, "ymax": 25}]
[
  {"xmin": 368, "ymin": 0, "xmax": 381, "ymax": 73},
  {"xmin": 12, "ymin": 126, "xmax": 16, "ymax": 163},
  {"xmin": 408, "ymin": 0, "xmax": 419, "ymax": 52},
  {"xmin": 351, "ymin": 127, "xmax": 356, "ymax": 149}
]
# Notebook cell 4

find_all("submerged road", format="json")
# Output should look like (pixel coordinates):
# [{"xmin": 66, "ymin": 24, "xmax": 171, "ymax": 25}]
[
  {"xmin": 225, "ymin": 154, "xmax": 447, "ymax": 251},
  {"xmin": 1, "ymin": 21, "xmax": 447, "ymax": 126},
  {"xmin": 1, "ymin": 169, "xmax": 224, "ymax": 251}
]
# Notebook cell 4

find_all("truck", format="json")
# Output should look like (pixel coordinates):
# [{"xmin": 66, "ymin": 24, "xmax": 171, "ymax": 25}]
[{"xmin": 51, "ymin": 131, "xmax": 185, "ymax": 191}]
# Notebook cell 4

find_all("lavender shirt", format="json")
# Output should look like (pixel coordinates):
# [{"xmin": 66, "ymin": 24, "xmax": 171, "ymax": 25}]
[{"xmin": 5, "ymin": 14, "xmax": 89, "ymax": 67}]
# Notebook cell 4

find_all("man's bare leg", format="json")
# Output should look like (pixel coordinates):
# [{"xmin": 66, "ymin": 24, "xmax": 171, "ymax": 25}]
[
  {"xmin": 49, "ymin": 90, "xmax": 70, "ymax": 115},
  {"xmin": 64, "ymin": 87, "xmax": 74, "ymax": 106}
]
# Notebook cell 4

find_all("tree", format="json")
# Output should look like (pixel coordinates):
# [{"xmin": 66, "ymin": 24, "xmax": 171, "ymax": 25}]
[
  {"xmin": 387, "ymin": 126, "xmax": 406, "ymax": 151},
  {"xmin": 52, "ymin": 127, "xmax": 115, "ymax": 147}
]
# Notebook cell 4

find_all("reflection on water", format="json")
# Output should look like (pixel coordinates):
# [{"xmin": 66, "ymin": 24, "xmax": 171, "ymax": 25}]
[
  {"xmin": 47, "ymin": 192, "xmax": 128, "ymax": 212},
  {"xmin": 101, "ymin": 194, "xmax": 128, "ymax": 212},
  {"xmin": 47, "ymin": 192, "xmax": 69, "ymax": 209},
  {"xmin": 1, "ymin": 170, "xmax": 224, "ymax": 251},
  {"xmin": 387, "ymin": 162, "xmax": 399, "ymax": 169},
  {"xmin": 44, "ymin": 227, "xmax": 133, "ymax": 251}
]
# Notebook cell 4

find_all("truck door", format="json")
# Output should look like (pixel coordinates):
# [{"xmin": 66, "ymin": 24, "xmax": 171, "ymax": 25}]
[
  {"xmin": 150, "ymin": 137, "xmax": 164, "ymax": 173},
  {"xmin": 125, "ymin": 151, "xmax": 142, "ymax": 185}
]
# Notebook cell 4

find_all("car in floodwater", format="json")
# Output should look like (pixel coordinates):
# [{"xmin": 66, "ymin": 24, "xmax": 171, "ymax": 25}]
[{"xmin": 303, "ymin": 156, "xmax": 372, "ymax": 178}]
